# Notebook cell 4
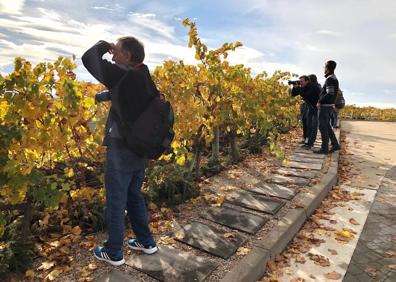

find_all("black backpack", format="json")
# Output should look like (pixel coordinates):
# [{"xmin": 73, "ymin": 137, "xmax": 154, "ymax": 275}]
[
  {"xmin": 111, "ymin": 67, "xmax": 175, "ymax": 159},
  {"xmin": 335, "ymin": 88, "xmax": 345, "ymax": 109}
]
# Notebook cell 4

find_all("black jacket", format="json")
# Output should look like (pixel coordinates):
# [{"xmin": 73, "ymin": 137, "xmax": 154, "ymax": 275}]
[
  {"xmin": 82, "ymin": 40, "xmax": 159, "ymax": 147},
  {"xmin": 319, "ymin": 74, "xmax": 339, "ymax": 105},
  {"xmin": 291, "ymin": 82, "xmax": 320, "ymax": 108}
]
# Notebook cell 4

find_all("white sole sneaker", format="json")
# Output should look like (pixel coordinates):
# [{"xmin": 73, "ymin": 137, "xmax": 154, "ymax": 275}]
[
  {"xmin": 127, "ymin": 240, "xmax": 158, "ymax": 255},
  {"xmin": 93, "ymin": 251, "xmax": 125, "ymax": 266}
]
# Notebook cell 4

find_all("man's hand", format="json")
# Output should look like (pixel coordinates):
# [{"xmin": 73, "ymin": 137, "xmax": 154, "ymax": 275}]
[
  {"xmin": 316, "ymin": 102, "xmax": 320, "ymax": 108},
  {"xmin": 108, "ymin": 43, "xmax": 116, "ymax": 55}
]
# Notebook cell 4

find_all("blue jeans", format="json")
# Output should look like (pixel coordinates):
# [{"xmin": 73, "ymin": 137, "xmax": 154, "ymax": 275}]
[
  {"xmin": 318, "ymin": 107, "xmax": 339, "ymax": 151},
  {"xmin": 103, "ymin": 146, "xmax": 155, "ymax": 256}
]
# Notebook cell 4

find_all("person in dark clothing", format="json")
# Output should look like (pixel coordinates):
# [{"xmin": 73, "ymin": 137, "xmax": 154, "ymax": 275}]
[
  {"xmin": 305, "ymin": 74, "xmax": 321, "ymax": 148},
  {"xmin": 82, "ymin": 37, "xmax": 158, "ymax": 266},
  {"xmin": 314, "ymin": 60, "xmax": 341, "ymax": 154},
  {"xmin": 291, "ymin": 75, "xmax": 320, "ymax": 148}
]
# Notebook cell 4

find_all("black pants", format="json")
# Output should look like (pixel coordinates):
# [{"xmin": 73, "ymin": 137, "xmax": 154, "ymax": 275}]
[
  {"xmin": 306, "ymin": 105, "xmax": 318, "ymax": 146},
  {"xmin": 300, "ymin": 102, "xmax": 309, "ymax": 139},
  {"xmin": 318, "ymin": 106, "xmax": 339, "ymax": 151}
]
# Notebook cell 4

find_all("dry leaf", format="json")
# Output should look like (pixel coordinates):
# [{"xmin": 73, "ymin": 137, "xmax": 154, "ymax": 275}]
[
  {"xmin": 290, "ymin": 203, "xmax": 305, "ymax": 209},
  {"xmin": 385, "ymin": 250, "xmax": 396, "ymax": 258},
  {"xmin": 328, "ymin": 248, "xmax": 338, "ymax": 255},
  {"xmin": 309, "ymin": 274, "xmax": 316, "ymax": 279},
  {"xmin": 45, "ymin": 268, "xmax": 63, "ymax": 281},
  {"xmin": 388, "ymin": 264, "xmax": 396, "ymax": 270},
  {"xmin": 365, "ymin": 267, "xmax": 377, "ymax": 277},
  {"xmin": 236, "ymin": 247, "xmax": 250, "ymax": 256},
  {"xmin": 71, "ymin": 226, "xmax": 82, "ymax": 236},
  {"xmin": 324, "ymin": 271, "xmax": 342, "ymax": 280},
  {"xmin": 291, "ymin": 278, "xmax": 305, "ymax": 282},
  {"xmin": 308, "ymin": 253, "xmax": 330, "ymax": 267},
  {"xmin": 335, "ymin": 228, "xmax": 354, "ymax": 239},
  {"xmin": 38, "ymin": 261, "xmax": 55, "ymax": 271},
  {"xmin": 349, "ymin": 218, "xmax": 360, "ymax": 225},
  {"xmin": 295, "ymin": 256, "xmax": 306, "ymax": 264},
  {"xmin": 25, "ymin": 270, "xmax": 35, "ymax": 279}
]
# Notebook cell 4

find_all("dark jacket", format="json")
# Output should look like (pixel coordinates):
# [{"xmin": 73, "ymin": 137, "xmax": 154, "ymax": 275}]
[
  {"xmin": 291, "ymin": 82, "xmax": 320, "ymax": 108},
  {"xmin": 82, "ymin": 40, "xmax": 160, "ymax": 147},
  {"xmin": 319, "ymin": 74, "xmax": 339, "ymax": 105}
]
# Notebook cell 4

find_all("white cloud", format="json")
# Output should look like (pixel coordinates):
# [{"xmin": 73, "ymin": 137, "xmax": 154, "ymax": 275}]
[
  {"xmin": 0, "ymin": 0, "xmax": 25, "ymax": 15},
  {"xmin": 316, "ymin": 30, "xmax": 344, "ymax": 37}
]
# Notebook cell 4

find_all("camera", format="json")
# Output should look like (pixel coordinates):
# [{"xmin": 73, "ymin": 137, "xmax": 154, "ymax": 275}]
[{"xmin": 288, "ymin": 80, "xmax": 300, "ymax": 86}]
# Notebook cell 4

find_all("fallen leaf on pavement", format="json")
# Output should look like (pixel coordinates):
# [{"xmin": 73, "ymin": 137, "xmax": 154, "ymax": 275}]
[
  {"xmin": 365, "ymin": 267, "xmax": 377, "ymax": 277},
  {"xmin": 291, "ymin": 278, "xmax": 305, "ymax": 282},
  {"xmin": 324, "ymin": 271, "xmax": 341, "ymax": 280},
  {"xmin": 328, "ymin": 248, "xmax": 338, "ymax": 255},
  {"xmin": 308, "ymin": 253, "xmax": 330, "ymax": 267},
  {"xmin": 290, "ymin": 203, "xmax": 305, "ymax": 209},
  {"xmin": 388, "ymin": 264, "xmax": 396, "ymax": 270},
  {"xmin": 236, "ymin": 247, "xmax": 250, "ymax": 256},
  {"xmin": 385, "ymin": 250, "xmax": 396, "ymax": 258},
  {"xmin": 349, "ymin": 218, "xmax": 360, "ymax": 225},
  {"xmin": 295, "ymin": 256, "xmax": 306, "ymax": 264}
]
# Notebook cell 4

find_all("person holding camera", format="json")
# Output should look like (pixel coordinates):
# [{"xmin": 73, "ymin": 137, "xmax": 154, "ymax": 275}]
[
  {"xmin": 289, "ymin": 79, "xmax": 309, "ymax": 144},
  {"xmin": 290, "ymin": 75, "xmax": 320, "ymax": 149},
  {"xmin": 314, "ymin": 60, "xmax": 341, "ymax": 154},
  {"xmin": 82, "ymin": 37, "xmax": 158, "ymax": 266}
]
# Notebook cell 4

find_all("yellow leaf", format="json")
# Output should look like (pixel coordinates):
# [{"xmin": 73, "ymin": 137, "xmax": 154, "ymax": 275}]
[
  {"xmin": 25, "ymin": 270, "xmax": 35, "ymax": 279},
  {"xmin": 71, "ymin": 226, "xmax": 82, "ymax": 236},
  {"xmin": 45, "ymin": 268, "xmax": 63, "ymax": 281},
  {"xmin": 236, "ymin": 247, "xmax": 250, "ymax": 256},
  {"xmin": 176, "ymin": 155, "xmax": 186, "ymax": 166},
  {"xmin": 335, "ymin": 228, "xmax": 354, "ymax": 239}
]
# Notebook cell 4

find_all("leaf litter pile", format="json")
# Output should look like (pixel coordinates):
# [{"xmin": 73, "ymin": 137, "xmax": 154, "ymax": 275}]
[{"xmin": 261, "ymin": 131, "xmax": 364, "ymax": 281}]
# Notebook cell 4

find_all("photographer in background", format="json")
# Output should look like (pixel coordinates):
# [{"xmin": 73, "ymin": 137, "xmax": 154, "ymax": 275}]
[
  {"xmin": 314, "ymin": 60, "xmax": 341, "ymax": 154},
  {"xmin": 290, "ymin": 75, "xmax": 320, "ymax": 149},
  {"xmin": 289, "ymin": 79, "xmax": 309, "ymax": 144}
]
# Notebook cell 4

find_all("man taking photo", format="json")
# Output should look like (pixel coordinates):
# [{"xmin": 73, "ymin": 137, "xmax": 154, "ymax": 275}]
[{"xmin": 290, "ymin": 75, "xmax": 320, "ymax": 149}]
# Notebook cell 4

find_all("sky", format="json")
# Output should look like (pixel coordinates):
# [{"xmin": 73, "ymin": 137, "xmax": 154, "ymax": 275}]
[{"xmin": 1, "ymin": 0, "xmax": 396, "ymax": 108}]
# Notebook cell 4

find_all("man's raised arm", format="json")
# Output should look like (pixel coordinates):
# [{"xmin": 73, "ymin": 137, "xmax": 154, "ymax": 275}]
[{"xmin": 82, "ymin": 41, "xmax": 124, "ymax": 89}]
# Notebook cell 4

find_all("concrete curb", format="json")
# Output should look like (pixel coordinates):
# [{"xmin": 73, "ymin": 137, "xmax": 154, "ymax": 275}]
[{"xmin": 221, "ymin": 131, "xmax": 341, "ymax": 282}]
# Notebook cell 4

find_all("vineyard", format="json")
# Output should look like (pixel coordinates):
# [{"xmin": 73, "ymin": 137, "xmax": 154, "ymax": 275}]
[
  {"xmin": 0, "ymin": 19, "xmax": 300, "ymax": 278},
  {"xmin": 340, "ymin": 105, "xmax": 396, "ymax": 121}
]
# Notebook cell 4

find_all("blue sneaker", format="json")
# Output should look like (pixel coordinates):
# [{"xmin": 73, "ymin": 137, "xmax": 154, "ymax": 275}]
[
  {"xmin": 93, "ymin": 246, "xmax": 125, "ymax": 266},
  {"xmin": 127, "ymin": 239, "xmax": 158, "ymax": 254}
]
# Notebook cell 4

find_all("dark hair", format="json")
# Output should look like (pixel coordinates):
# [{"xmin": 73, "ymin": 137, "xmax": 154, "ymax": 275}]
[
  {"xmin": 326, "ymin": 60, "xmax": 337, "ymax": 72},
  {"xmin": 308, "ymin": 74, "xmax": 318, "ymax": 83},
  {"xmin": 299, "ymin": 75, "xmax": 309, "ymax": 82},
  {"xmin": 118, "ymin": 36, "xmax": 145, "ymax": 64}
]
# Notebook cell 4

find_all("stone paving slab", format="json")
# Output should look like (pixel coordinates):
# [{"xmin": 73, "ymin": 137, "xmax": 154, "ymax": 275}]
[
  {"xmin": 274, "ymin": 167, "xmax": 318, "ymax": 179},
  {"xmin": 126, "ymin": 245, "xmax": 218, "ymax": 282},
  {"xmin": 97, "ymin": 269, "xmax": 136, "ymax": 282},
  {"xmin": 267, "ymin": 174, "xmax": 309, "ymax": 186},
  {"xmin": 292, "ymin": 152, "xmax": 326, "ymax": 159},
  {"xmin": 173, "ymin": 221, "xmax": 246, "ymax": 259},
  {"xmin": 282, "ymin": 161, "xmax": 322, "ymax": 170},
  {"xmin": 249, "ymin": 183, "xmax": 297, "ymax": 200},
  {"xmin": 226, "ymin": 190, "xmax": 284, "ymax": 214},
  {"xmin": 201, "ymin": 206, "xmax": 269, "ymax": 234},
  {"xmin": 288, "ymin": 155, "xmax": 323, "ymax": 164}
]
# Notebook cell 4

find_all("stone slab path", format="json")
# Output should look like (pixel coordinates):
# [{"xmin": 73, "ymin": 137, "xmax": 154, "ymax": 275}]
[
  {"xmin": 249, "ymin": 183, "xmax": 297, "ymax": 200},
  {"xmin": 274, "ymin": 167, "xmax": 318, "ymax": 179},
  {"xmin": 201, "ymin": 206, "xmax": 269, "ymax": 234},
  {"xmin": 126, "ymin": 245, "xmax": 218, "ymax": 282},
  {"xmin": 226, "ymin": 189, "xmax": 285, "ymax": 214},
  {"xmin": 283, "ymin": 160, "xmax": 322, "ymax": 170},
  {"xmin": 173, "ymin": 221, "xmax": 246, "ymax": 259},
  {"xmin": 96, "ymin": 130, "xmax": 333, "ymax": 281}
]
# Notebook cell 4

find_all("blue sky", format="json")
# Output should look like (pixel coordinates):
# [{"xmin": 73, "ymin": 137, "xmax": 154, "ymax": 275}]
[{"xmin": 1, "ymin": 0, "xmax": 396, "ymax": 108}]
